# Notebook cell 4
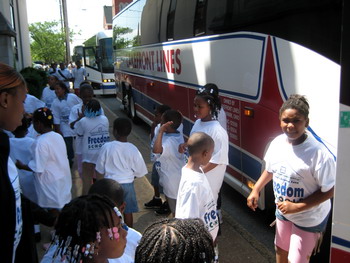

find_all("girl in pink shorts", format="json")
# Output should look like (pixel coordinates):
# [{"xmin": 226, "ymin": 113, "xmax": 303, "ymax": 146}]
[{"xmin": 247, "ymin": 95, "xmax": 335, "ymax": 263}]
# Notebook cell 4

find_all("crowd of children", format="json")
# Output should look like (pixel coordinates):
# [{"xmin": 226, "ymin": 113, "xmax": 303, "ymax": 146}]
[{"xmin": 5, "ymin": 62, "xmax": 335, "ymax": 263}]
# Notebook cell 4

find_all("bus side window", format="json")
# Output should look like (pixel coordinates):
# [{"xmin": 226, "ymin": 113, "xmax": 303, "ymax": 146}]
[
  {"xmin": 167, "ymin": 0, "xmax": 177, "ymax": 41},
  {"xmin": 194, "ymin": 0, "xmax": 207, "ymax": 37}
]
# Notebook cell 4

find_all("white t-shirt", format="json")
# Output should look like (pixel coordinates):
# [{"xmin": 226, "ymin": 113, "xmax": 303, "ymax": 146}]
[
  {"xmin": 155, "ymin": 132, "xmax": 185, "ymax": 199},
  {"xmin": 176, "ymin": 167, "xmax": 219, "ymax": 240},
  {"xmin": 41, "ymin": 86, "xmax": 56, "ymax": 109},
  {"xmin": 28, "ymin": 131, "xmax": 72, "ymax": 209},
  {"xmin": 24, "ymin": 94, "xmax": 45, "ymax": 114},
  {"xmin": 108, "ymin": 227, "xmax": 142, "ymax": 263},
  {"xmin": 217, "ymin": 108, "xmax": 227, "ymax": 130},
  {"xmin": 265, "ymin": 132, "xmax": 336, "ymax": 227},
  {"xmin": 75, "ymin": 115, "xmax": 110, "ymax": 164},
  {"xmin": 190, "ymin": 119, "xmax": 229, "ymax": 201},
  {"xmin": 51, "ymin": 93, "xmax": 82, "ymax": 137},
  {"xmin": 69, "ymin": 103, "xmax": 105, "ymax": 155},
  {"xmin": 151, "ymin": 123, "xmax": 183, "ymax": 162},
  {"xmin": 71, "ymin": 67, "xmax": 86, "ymax": 89},
  {"xmin": 10, "ymin": 137, "xmax": 37, "ymax": 203},
  {"xmin": 95, "ymin": 141, "xmax": 148, "ymax": 184},
  {"xmin": 8, "ymin": 158, "xmax": 22, "ymax": 263},
  {"xmin": 56, "ymin": 69, "xmax": 72, "ymax": 88}
]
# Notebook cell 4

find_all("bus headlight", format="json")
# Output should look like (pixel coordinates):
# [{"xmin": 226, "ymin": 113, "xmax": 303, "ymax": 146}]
[{"xmin": 247, "ymin": 180, "xmax": 255, "ymax": 190}]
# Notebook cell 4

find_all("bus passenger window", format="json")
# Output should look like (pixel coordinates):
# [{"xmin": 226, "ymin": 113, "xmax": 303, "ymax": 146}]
[
  {"xmin": 167, "ymin": 0, "xmax": 177, "ymax": 41},
  {"xmin": 194, "ymin": 0, "xmax": 207, "ymax": 36}
]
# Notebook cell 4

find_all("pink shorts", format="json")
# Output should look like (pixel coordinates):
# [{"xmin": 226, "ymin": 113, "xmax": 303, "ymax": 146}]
[{"xmin": 275, "ymin": 218, "xmax": 321, "ymax": 263}]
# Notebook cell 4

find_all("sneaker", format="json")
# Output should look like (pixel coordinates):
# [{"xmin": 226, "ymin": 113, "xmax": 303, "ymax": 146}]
[
  {"xmin": 155, "ymin": 201, "xmax": 171, "ymax": 216},
  {"xmin": 144, "ymin": 197, "xmax": 163, "ymax": 209}
]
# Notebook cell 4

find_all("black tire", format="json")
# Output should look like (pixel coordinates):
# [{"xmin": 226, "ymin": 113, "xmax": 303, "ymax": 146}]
[{"xmin": 127, "ymin": 91, "xmax": 141, "ymax": 124}]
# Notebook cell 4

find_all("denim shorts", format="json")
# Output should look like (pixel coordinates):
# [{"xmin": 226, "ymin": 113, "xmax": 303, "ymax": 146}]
[
  {"xmin": 276, "ymin": 210, "xmax": 329, "ymax": 233},
  {"xmin": 121, "ymin": 183, "xmax": 139, "ymax": 214},
  {"xmin": 151, "ymin": 163, "xmax": 163, "ymax": 193}
]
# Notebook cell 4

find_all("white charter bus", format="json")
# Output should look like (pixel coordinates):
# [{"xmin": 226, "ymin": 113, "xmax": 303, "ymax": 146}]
[
  {"xmin": 112, "ymin": 0, "xmax": 342, "ymax": 211},
  {"xmin": 82, "ymin": 31, "xmax": 116, "ymax": 95}
]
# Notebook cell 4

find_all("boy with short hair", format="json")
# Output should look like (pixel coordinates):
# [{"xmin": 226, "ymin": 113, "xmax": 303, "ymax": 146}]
[
  {"xmin": 95, "ymin": 117, "xmax": 148, "ymax": 227},
  {"xmin": 175, "ymin": 132, "xmax": 219, "ymax": 241},
  {"xmin": 144, "ymin": 104, "xmax": 171, "ymax": 210},
  {"xmin": 152, "ymin": 110, "xmax": 186, "ymax": 216}
]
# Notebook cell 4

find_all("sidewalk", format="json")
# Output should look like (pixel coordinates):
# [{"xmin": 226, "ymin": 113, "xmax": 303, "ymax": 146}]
[{"xmin": 37, "ymin": 99, "xmax": 275, "ymax": 263}]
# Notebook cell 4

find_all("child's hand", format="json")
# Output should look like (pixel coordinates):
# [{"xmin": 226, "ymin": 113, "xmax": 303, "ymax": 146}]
[
  {"xmin": 178, "ymin": 142, "xmax": 187, "ymax": 153},
  {"xmin": 277, "ymin": 200, "xmax": 300, "ymax": 214},
  {"xmin": 78, "ymin": 105, "xmax": 85, "ymax": 119},
  {"xmin": 160, "ymin": 121, "xmax": 173, "ymax": 133},
  {"xmin": 15, "ymin": 160, "xmax": 25, "ymax": 170},
  {"xmin": 247, "ymin": 191, "xmax": 259, "ymax": 211}
]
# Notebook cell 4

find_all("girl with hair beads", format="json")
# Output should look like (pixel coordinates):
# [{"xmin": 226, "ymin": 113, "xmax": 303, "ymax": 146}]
[
  {"xmin": 16, "ymin": 107, "xmax": 72, "ymax": 212},
  {"xmin": 42, "ymin": 194, "xmax": 127, "ymax": 263},
  {"xmin": 247, "ymin": 95, "xmax": 335, "ymax": 263},
  {"xmin": 180, "ymin": 85, "xmax": 229, "ymax": 204},
  {"xmin": 135, "ymin": 218, "xmax": 215, "ymax": 263},
  {"xmin": 75, "ymin": 99, "xmax": 109, "ymax": 195}
]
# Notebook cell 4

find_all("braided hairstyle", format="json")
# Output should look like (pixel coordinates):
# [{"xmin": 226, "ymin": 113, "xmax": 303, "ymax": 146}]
[
  {"xmin": 32, "ymin": 107, "xmax": 54, "ymax": 129},
  {"xmin": 279, "ymin": 94, "xmax": 310, "ymax": 120},
  {"xmin": 84, "ymin": 99, "xmax": 102, "ymax": 118},
  {"xmin": 196, "ymin": 83, "xmax": 222, "ymax": 120},
  {"xmin": 51, "ymin": 194, "xmax": 120, "ymax": 262},
  {"xmin": 135, "ymin": 218, "xmax": 215, "ymax": 263}
]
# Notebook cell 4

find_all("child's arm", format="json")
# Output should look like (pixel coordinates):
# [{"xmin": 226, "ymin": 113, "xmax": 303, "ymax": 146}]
[
  {"xmin": 277, "ymin": 187, "xmax": 334, "ymax": 215},
  {"xmin": 70, "ymin": 106, "xmax": 84, "ymax": 129},
  {"xmin": 95, "ymin": 170, "xmax": 104, "ymax": 180},
  {"xmin": 247, "ymin": 170, "xmax": 273, "ymax": 211},
  {"xmin": 15, "ymin": 160, "xmax": 33, "ymax": 172},
  {"xmin": 201, "ymin": 162, "xmax": 218, "ymax": 173},
  {"xmin": 153, "ymin": 121, "xmax": 173, "ymax": 154}
]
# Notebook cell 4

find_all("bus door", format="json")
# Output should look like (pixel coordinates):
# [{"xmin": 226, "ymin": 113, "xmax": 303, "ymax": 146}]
[{"xmin": 83, "ymin": 46, "xmax": 102, "ymax": 88}]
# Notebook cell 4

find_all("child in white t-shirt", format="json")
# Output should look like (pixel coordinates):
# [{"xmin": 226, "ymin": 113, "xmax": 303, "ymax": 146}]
[
  {"xmin": 10, "ymin": 117, "xmax": 37, "ymax": 203},
  {"xmin": 51, "ymin": 81, "xmax": 82, "ymax": 167},
  {"xmin": 176, "ymin": 132, "xmax": 219, "ymax": 241},
  {"xmin": 75, "ymin": 99, "xmax": 109, "ymax": 195},
  {"xmin": 247, "ymin": 95, "xmax": 335, "ymax": 263},
  {"xmin": 153, "ymin": 110, "xmax": 186, "ymax": 216},
  {"xmin": 144, "ymin": 105, "xmax": 171, "ymax": 211},
  {"xmin": 16, "ymin": 107, "xmax": 72, "ymax": 211},
  {"xmin": 95, "ymin": 118, "xmax": 148, "ymax": 227}
]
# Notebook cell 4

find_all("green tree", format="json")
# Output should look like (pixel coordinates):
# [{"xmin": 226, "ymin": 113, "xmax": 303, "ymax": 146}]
[
  {"xmin": 29, "ymin": 21, "xmax": 77, "ymax": 63},
  {"xmin": 113, "ymin": 26, "xmax": 133, "ymax": 49}
]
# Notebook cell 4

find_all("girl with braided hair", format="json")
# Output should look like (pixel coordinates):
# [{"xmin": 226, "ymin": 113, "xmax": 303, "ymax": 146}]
[
  {"xmin": 16, "ymin": 107, "xmax": 72, "ymax": 212},
  {"xmin": 247, "ymin": 95, "xmax": 335, "ymax": 263},
  {"xmin": 135, "ymin": 218, "xmax": 215, "ymax": 263},
  {"xmin": 179, "ymin": 84, "xmax": 229, "ymax": 207},
  {"xmin": 41, "ymin": 194, "xmax": 127, "ymax": 263},
  {"xmin": 75, "ymin": 99, "xmax": 109, "ymax": 195}
]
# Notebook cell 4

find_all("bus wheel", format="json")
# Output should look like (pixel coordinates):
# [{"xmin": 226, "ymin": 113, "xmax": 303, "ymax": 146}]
[{"xmin": 128, "ymin": 93, "xmax": 140, "ymax": 124}]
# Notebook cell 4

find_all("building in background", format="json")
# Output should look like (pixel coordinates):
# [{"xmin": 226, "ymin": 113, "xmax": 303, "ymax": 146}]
[
  {"xmin": 112, "ymin": 0, "xmax": 132, "ymax": 17},
  {"xmin": 103, "ymin": 5, "xmax": 112, "ymax": 30},
  {"xmin": 0, "ymin": 0, "xmax": 31, "ymax": 69}
]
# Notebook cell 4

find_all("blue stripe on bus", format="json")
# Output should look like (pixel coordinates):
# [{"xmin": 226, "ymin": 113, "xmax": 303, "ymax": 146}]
[
  {"xmin": 100, "ymin": 84, "xmax": 116, "ymax": 89},
  {"xmin": 131, "ymin": 88, "xmax": 262, "ymax": 180},
  {"xmin": 271, "ymin": 37, "xmax": 289, "ymax": 101},
  {"xmin": 272, "ymin": 37, "xmax": 336, "ymax": 160},
  {"xmin": 332, "ymin": 236, "xmax": 350, "ymax": 249}
]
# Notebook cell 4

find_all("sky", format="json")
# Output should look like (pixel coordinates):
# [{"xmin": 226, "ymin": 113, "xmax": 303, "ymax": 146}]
[{"xmin": 26, "ymin": 0, "xmax": 112, "ymax": 51}]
